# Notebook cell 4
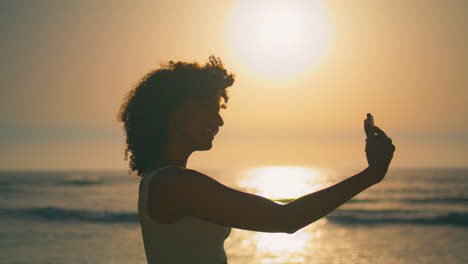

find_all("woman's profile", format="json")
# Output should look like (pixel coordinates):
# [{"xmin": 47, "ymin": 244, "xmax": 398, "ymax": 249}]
[{"xmin": 117, "ymin": 55, "xmax": 395, "ymax": 264}]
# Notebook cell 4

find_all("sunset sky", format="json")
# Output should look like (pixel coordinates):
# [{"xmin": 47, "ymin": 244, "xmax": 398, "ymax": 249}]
[{"xmin": 1, "ymin": 0, "xmax": 466, "ymax": 171}]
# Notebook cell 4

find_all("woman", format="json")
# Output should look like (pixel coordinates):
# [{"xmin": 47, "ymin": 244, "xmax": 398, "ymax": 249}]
[{"xmin": 117, "ymin": 55, "xmax": 395, "ymax": 264}]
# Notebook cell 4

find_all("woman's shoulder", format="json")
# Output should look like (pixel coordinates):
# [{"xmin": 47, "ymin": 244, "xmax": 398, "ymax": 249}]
[
  {"xmin": 152, "ymin": 166, "xmax": 211, "ymax": 180},
  {"xmin": 145, "ymin": 167, "xmax": 216, "ymax": 215},
  {"xmin": 146, "ymin": 166, "xmax": 221, "ymax": 204},
  {"xmin": 144, "ymin": 166, "xmax": 190, "ymax": 223},
  {"xmin": 145, "ymin": 165, "xmax": 182, "ymax": 175},
  {"xmin": 148, "ymin": 166, "xmax": 198, "ymax": 181}
]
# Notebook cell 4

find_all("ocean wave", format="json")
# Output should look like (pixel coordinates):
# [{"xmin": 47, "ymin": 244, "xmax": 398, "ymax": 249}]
[
  {"xmin": 275, "ymin": 197, "xmax": 468, "ymax": 205},
  {"xmin": 0, "ymin": 186, "xmax": 24, "ymax": 193},
  {"xmin": 58, "ymin": 175, "xmax": 103, "ymax": 186},
  {"xmin": 349, "ymin": 197, "xmax": 468, "ymax": 204},
  {"xmin": 1, "ymin": 206, "xmax": 467, "ymax": 227},
  {"xmin": 0, "ymin": 206, "xmax": 138, "ymax": 223},
  {"xmin": 327, "ymin": 209, "xmax": 468, "ymax": 227}
]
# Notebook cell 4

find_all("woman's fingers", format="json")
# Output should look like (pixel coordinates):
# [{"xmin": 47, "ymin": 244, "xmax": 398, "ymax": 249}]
[
  {"xmin": 365, "ymin": 125, "xmax": 396, "ymax": 171},
  {"xmin": 374, "ymin": 126, "xmax": 392, "ymax": 143},
  {"xmin": 367, "ymin": 127, "xmax": 395, "ymax": 152},
  {"xmin": 364, "ymin": 119, "xmax": 373, "ymax": 137},
  {"xmin": 374, "ymin": 126, "xmax": 387, "ymax": 137},
  {"xmin": 364, "ymin": 123, "xmax": 395, "ymax": 155}
]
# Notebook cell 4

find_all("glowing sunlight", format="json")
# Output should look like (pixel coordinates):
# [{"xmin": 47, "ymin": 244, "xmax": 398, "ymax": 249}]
[
  {"xmin": 252, "ymin": 232, "xmax": 312, "ymax": 263},
  {"xmin": 226, "ymin": 0, "xmax": 332, "ymax": 79},
  {"xmin": 242, "ymin": 221, "xmax": 327, "ymax": 264},
  {"xmin": 238, "ymin": 166, "xmax": 326, "ymax": 200}
]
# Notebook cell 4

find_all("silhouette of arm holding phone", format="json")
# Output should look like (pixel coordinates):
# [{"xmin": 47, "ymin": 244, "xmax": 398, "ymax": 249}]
[{"xmin": 148, "ymin": 113, "xmax": 395, "ymax": 234}]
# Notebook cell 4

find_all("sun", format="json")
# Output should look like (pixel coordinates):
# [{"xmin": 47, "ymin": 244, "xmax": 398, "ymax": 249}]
[{"xmin": 226, "ymin": 0, "xmax": 332, "ymax": 80}]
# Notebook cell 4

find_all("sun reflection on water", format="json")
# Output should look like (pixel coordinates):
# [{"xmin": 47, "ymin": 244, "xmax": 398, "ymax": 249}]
[
  {"xmin": 238, "ymin": 166, "xmax": 327, "ymax": 200},
  {"xmin": 233, "ymin": 166, "xmax": 332, "ymax": 263},
  {"xmin": 253, "ymin": 232, "xmax": 311, "ymax": 263},
  {"xmin": 235, "ymin": 220, "xmax": 328, "ymax": 264}
]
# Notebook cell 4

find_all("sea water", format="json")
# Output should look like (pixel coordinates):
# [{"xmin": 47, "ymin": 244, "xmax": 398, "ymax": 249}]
[{"xmin": 0, "ymin": 167, "xmax": 467, "ymax": 264}]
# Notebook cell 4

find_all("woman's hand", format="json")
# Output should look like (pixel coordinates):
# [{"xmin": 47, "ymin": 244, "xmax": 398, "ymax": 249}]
[{"xmin": 364, "ymin": 122, "xmax": 396, "ymax": 184}]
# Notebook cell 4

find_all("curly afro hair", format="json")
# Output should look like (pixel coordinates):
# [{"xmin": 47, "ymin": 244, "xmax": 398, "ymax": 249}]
[{"xmin": 117, "ymin": 55, "xmax": 235, "ymax": 177}]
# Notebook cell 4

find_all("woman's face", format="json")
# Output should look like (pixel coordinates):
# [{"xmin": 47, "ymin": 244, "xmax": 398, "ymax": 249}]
[{"xmin": 170, "ymin": 97, "xmax": 224, "ymax": 151}]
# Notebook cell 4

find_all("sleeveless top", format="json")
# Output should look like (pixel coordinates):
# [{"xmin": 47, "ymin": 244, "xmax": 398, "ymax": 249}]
[{"xmin": 138, "ymin": 165, "xmax": 231, "ymax": 264}]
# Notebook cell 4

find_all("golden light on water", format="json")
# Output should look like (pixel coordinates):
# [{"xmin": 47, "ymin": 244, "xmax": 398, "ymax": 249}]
[
  {"xmin": 238, "ymin": 166, "xmax": 326, "ymax": 200},
  {"xmin": 234, "ymin": 219, "xmax": 328, "ymax": 263},
  {"xmin": 234, "ymin": 165, "xmax": 331, "ymax": 262},
  {"xmin": 252, "ymin": 232, "xmax": 311, "ymax": 263},
  {"xmin": 226, "ymin": 0, "xmax": 332, "ymax": 79}
]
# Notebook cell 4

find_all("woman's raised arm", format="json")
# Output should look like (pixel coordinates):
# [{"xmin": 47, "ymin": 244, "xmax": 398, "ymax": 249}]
[
  {"xmin": 148, "ymin": 166, "xmax": 382, "ymax": 234},
  {"xmin": 148, "ymin": 125, "xmax": 395, "ymax": 233}
]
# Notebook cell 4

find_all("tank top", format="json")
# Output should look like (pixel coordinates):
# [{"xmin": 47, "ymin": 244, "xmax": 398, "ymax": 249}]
[{"xmin": 138, "ymin": 165, "xmax": 231, "ymax": 264}]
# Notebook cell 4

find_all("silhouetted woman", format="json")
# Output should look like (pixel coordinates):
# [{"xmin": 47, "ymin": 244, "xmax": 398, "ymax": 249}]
[{"xmin": 117, "ymin": 55, "xmax": 395, "ymax": 264}]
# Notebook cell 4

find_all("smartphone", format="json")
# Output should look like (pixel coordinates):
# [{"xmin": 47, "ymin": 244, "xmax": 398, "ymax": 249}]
[{"xmin": 366, "ymin": 113, "xmax": 375, "ymax": 136}]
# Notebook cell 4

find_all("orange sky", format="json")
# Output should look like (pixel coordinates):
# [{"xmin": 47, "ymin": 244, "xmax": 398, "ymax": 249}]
[{"xmin": 1, "ymin": 0, "xmax": 466, "ymax": 171}]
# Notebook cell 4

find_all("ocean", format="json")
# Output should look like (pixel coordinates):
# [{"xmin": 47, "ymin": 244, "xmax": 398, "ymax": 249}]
[{"xmin": 0, "ymin": 167, "xmax": 467, "ymax": 264}]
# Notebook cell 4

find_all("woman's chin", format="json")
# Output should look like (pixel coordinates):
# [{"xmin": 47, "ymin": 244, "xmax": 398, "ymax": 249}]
[
  {"xmin": 201, "ymin": 142, "xmax": 213, "ymax": 150},
  {"xmin": 199, "ymin": 135, "xmax": 214, "ymax": 150},
  {"xmin": 195, "ymin": 139, "xmax": 214, "ymax": 151}
]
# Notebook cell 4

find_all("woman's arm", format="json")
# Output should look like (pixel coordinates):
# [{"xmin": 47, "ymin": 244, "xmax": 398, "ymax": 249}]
[
  {"xmin": 148, "ymin": 125, "xmax": 394, "ymax": 234},
  {"xmin": 282, "ymin": 166, "xmax": 380, "ymax": 233},
  {"xmin": 149, "ymin": 166, "xmax": 382, "ymax": 234}
]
